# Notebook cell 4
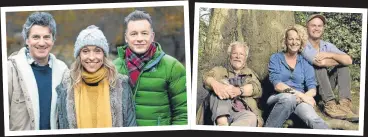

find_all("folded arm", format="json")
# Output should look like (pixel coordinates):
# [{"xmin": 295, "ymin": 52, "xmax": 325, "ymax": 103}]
[
  {"xmin": 241, "ymin": 70, "xmax": 262, "ymax": 98},
  {"xmin": 314, "ymin": 52, "xmax": 352, "ymax": 67},
  {"xmin": 203, "ymin": 67, "xmax": 232, "ymax": 99}
]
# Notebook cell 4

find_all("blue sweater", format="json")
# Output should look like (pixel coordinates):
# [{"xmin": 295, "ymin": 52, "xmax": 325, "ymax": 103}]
[
  {"xmin": 31, "ymin": 64, "xmax": 52, "ymax": 130},
  {"xmin": 268, "ymin": 52, "xmax": 317, "ymax": 92}
]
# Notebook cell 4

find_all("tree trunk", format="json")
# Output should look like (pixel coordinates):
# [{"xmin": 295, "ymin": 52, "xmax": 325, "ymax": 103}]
[
  {"xmin": 241, "ymin": 10, "xmax": 295, "ymax": 80},
  {"xmin": 203, "ymin": 9, "xmax": 295, "ymax": 81},
  {"xmin": 198, "ymin": 9, "xmax": 295, "ymax": 112},
  {"xmin": 205, "ymin": 8, "xmax": 229, "ymax": 53}
]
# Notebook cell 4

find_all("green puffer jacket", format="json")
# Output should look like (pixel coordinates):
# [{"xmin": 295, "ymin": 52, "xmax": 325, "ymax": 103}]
[{"xmin": 113, "ymin": 42, "xmax": 187, "ymax": 126}]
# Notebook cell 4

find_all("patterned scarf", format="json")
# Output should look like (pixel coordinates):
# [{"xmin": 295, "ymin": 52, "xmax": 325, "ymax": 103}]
[
  {"xmin": 226, "ymin": 65, "xmax": 252, "ymax": 112},
  {"xmin": 125, "ymin": 43, "xmax": 157, "ymax": 87}
]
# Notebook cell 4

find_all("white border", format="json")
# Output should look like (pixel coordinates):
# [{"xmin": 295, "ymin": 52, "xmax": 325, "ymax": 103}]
[
  {"xmin": 1, "ymin": 1, "xmax": 191, "ymax": 136},
  {"xmin": 192, "ymin": 2, "xmax": 367, "ymax": 136}
]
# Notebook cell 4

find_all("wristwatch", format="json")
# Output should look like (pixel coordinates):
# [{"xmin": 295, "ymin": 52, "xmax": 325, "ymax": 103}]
[
  {"xmin": 283, "ymin": 88, "xmax": 295, "ymax": 94},
  {"xmin": 239, "ymin": 86, "xmax": 244, "ymax": 96}
]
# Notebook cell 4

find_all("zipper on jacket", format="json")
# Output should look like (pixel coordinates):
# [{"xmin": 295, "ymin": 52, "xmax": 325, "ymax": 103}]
[
  {"xmin": 132, "ymin": 64, "xmax": 154, "ymax": 100},
  {"xmin": 120, "ymin": 46, "xmax": 164, "ymax": 101},
  {"xmin": 157, "ymin": 116, "xmax": 161, "ymax": 126},
  {"xmin": 132, "ymin": 73, "xmax": 142, "ymax": 100},
  {"xmin": 131, "ymin": 58, "xmax": 159, "ymax": 100},
  {"xmin": 117, "ymin": 47, "xmax": 141, "ymax": 101}
]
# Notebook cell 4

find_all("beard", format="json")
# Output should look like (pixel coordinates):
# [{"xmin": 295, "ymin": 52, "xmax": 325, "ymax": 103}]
[{"xmin": 230, "ymin": 61, "xmax": 245, "ymax": 70}]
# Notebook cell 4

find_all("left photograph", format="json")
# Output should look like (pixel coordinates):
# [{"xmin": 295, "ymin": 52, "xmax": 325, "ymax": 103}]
[{"xmin": 1, "ymin": 1, "xmax": 191, "ymax": 136}]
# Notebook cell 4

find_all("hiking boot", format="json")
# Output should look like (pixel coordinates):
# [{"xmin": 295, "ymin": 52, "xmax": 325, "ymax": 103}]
[
  {"xmin": 324, "ymin": 100, "xmax": 347, "ymax": 119},
  {"xmin": 339, "ymin": 98, "xmax": 358, "ymax": 114},
  {"xmin": 343, "ymin": 112, "xmax": 359, "ymax": 123},
  {"xmin": 338, "ymin": 99, "xmax": 359, "ymax": 122}
]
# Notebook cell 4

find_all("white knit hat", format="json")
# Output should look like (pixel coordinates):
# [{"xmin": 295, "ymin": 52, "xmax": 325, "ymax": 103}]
[{"xmin": 74, "ymin": 25, "xmax": 109, "ymax": 58}]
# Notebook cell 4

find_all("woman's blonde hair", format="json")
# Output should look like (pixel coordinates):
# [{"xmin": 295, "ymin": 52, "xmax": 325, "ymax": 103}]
[
  {"xmin": 281, "ymin": 24, "xmax": 308, "ymax": 53},
  {"xmin": 226, "ymin": 41, "xmax": 250, "ymax": 60},
  {"xmin": 70, "ymin": 56, "xmax": 117, "ymax": 88}
]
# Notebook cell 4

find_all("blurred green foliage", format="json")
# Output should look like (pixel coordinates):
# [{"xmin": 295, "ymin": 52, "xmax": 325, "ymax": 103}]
[{"xmin": 295, "ymin": 12, "xmax": 363, "ymax": 88}]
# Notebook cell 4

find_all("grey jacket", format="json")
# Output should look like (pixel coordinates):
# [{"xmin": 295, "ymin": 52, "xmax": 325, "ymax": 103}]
[
  {"xmin": 56, "ymin": 70, "xmax": 137, "ymax": 128},
  {"xmin": 8, "ymin": 47, "xmax": 68, "ymax": 130}
]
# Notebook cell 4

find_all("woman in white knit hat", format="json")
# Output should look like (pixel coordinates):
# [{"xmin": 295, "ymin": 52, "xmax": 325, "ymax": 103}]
[{"xmin": 56, "ymin": 25, "xmax": 137, "ymax": 129}]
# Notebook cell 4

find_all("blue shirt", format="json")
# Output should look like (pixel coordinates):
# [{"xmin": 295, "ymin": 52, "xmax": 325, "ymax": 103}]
[
  {"xmin": 26, "ymin": 47, "xmax": 53, "ymax": 129},
  {"xmin": 31, "ymin": 64, "xmax": 52, "ymax": 130},
  {"xmin": 268, "ymin": 52, "xmax": 317, "ymax": 92},
  {"xmin": 301, "ymin": 40, "xmax": 346, "ymax": 64}
]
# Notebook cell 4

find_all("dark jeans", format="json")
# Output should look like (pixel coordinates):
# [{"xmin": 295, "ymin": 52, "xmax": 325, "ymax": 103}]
[
  {"xmin": 209, "ymin": 93, "xmax": 257, "ymax": 126},
  {"xmin": 315, "ymin": 66, "xmax": 351, "ymax": 102},
  {"xmin": 264, "ymin": 93, "xmax": 329, "ymax": 129}
]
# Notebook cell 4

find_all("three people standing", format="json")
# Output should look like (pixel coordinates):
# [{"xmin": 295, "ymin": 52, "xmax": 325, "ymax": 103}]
[{"xmin": 8, "ymin": 10, "xmax": 187, "ymax": 130}]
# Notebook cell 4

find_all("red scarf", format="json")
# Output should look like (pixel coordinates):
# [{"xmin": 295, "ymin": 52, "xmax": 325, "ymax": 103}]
[{"xmin": 125, "ymin": 44, "xmax": 156, "ymax": 87}]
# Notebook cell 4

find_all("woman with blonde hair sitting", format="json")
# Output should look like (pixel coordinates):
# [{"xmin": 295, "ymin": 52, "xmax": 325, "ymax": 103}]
[
  {"xmin": 56, "ymin": 25, "xmax": 136, "ymax": 128},
  {"xmin": 265, "ymin": 25, "xmax": 328, "ymax": 129}
]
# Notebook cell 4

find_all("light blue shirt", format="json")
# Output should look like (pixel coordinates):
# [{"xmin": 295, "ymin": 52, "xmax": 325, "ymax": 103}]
[
  {"xmin": 268, "ymin": 52, "xmax": 317, "ymax": 92},
  {"xmin": 301, "ymin": 40, "xmax": 346, "ymax": 64}
]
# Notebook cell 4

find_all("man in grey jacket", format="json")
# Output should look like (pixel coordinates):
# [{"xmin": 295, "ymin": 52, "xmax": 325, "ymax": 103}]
[{"xmin": 7, "ymin": 11, "xmax": 68, "ymax": 130}]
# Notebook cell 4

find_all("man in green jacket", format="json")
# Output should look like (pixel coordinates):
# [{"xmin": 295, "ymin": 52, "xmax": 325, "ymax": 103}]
[{"xmin": 113, "ymin": 10, "xmax": 187, "ymax": 126}]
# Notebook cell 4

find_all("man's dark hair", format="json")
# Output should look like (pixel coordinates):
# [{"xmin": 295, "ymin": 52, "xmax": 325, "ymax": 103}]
[
  {"xmin": 124, "ymin": 10, "xmax": 153, "ymax": 31},
  {"xmin": 22, "ymin": 12, "xmax": 57, "ymax": 42}
]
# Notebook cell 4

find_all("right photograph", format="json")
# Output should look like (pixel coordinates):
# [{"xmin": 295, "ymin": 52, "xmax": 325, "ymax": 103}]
[{"xmin": 192, "ymin": 3, "xmax": 366, "ymax": 136}]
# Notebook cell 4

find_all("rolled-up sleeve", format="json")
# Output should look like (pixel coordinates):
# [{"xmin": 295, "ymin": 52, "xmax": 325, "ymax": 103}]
[
  {"xmin": 326, "ymin": 42, "xmax": 346, "ymax": 54},
  {"xmin": 268, "ymin": 54, "xmax": 282, "ymax": 87},
  {"xmin": 301, "ymin": 44, "xmax": 318, "ymax": 65},
  {"xmin": 303, "ymin": 59, "xmax": 317, "ymax": 90},
  {"xmin": 202, "ymin": 67, "xmax": 222, "ymax": 90}
]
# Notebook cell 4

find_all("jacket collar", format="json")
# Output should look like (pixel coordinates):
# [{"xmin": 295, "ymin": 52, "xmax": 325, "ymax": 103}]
[
  {"xmin": 277, "ymin": 52, "xmax": 303, "ymax": 68},
  {"xmin": 25, "ymin": 47, "xmax": 53, "ymax": 68},
  {"xmin": 224, "ymin": 61, "xmax": 252, "ymax": 76},
  {"xmin": 306, "ymin": 39, "xmax": 327, "ymax": 49}
]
